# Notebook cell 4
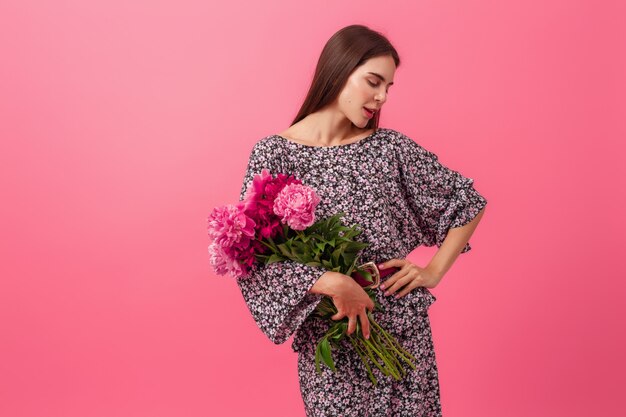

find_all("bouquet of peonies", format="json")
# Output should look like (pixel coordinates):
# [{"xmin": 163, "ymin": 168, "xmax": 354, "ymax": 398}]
[{"xmin": 207, "ymin": 169, "xmax": 416, "ymax": 385}]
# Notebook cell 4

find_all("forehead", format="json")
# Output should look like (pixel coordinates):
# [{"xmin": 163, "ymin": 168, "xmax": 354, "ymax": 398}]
[{"xmin": 354, "ymin": 55, "xmax": 396, "ymax": 81}]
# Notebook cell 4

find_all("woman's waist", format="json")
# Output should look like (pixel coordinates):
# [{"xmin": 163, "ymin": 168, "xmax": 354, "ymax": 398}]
[{"xmin": 291, "ymin": 287, "xmax": 436, "ymax": 353}]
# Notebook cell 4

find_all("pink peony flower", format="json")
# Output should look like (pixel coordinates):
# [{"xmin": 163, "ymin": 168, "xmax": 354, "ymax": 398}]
[
  {"xmin": 208, "ymin": 228, "xmax": 262, "ymax": 279},
  {"xmin": 208, "ymin": 241, "xmax": 246, "ymax": 277},
  {"xmin": 265, "ymin": 172, "xmax": 302, "ymax": 200},
  {"xmin": 243, "ymin": 169, "xmax": 273, "ymax": 201},
  {"xmin": 208, "ymin": 169, "xmax": 317, "ymax": 278},
  {"xmin": 231, "ymin": 236, "xmax": 265, "ymax": 274},
  {"xmin": 207, "ymin": 201, "xmax": 271, "ymax": 279},
  {"xmin": 243, "ymin": 169, "xmax": 303, "ymax": 240},
  {"xmin": 243, "ymin": 197, "xmax": 282, "ymax": 240},
  {"xmin": 245, "ymin": 169, "xmax": 303, "ymax": 202},
  {"xmin": 273, "ymin": 183, "xmax": 320, "ymax": 230},
  {"xmin": 207, "ymin": 203, "xmax": 256, "ymax": 248}
]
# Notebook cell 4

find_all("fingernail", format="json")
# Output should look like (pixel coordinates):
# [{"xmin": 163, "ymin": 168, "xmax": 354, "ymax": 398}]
[
  {"xmin": 378, "ymin": 264, "xmax": 384, "ymax": 269},
  {"xmin": 384, "ymin": 291, "xmax": 390, "ymax": 296},
  {"xmin": 394, "ymin": 294, "xmax": 400, "ymax": 298},
  {"xmin": 380, "ymin": 284, "xmax": 385, "ymax": 290}
]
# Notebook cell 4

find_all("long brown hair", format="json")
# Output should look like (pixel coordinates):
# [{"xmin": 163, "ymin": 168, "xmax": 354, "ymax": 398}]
[{"xmin": 291, "ymin": 24, "xmax": 401, "ymax": 130}]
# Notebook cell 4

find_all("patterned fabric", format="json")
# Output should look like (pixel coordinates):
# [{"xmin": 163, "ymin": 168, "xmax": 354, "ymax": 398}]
[{"xmin": 236, "ymin": 128, "xmax": 487, "ymax": 416}]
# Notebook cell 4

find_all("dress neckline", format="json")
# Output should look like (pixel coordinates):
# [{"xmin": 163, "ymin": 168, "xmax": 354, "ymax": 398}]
[{"xmin": 273, "ymin": 128, "xmax": 381, "ymax": 149}]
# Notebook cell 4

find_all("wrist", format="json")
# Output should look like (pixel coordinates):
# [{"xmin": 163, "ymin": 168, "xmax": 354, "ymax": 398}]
[
  {"xmin": 425, "ymin": 264, "xmax": 444, "ymax": 281},
  {"xmin": 309, "ymin": 271, "xmax": 342, "ymax": 297}
]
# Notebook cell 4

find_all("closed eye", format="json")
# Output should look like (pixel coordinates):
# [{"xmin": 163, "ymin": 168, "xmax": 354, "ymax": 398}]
[{"xmin": 368, "ymin": 80, "xmax": 390, "ymax": 93}]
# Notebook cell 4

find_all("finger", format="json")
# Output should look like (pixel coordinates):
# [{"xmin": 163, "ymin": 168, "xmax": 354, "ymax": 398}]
[
  {"xmin": 379, "ymin": 272, "xmax": 401, "ymax": 290},
  {"xmin": 331, "ymin": 309, "xmax": 345, "ymax": 321},
  {"xmin": 384, "ymin": 273, "xmax": 410, "ymax": 295},
  {"xmin": 396, "ymin": 280, "xmax": 420, "ymax": 298},
  {"xmin": 378, "ymin": 258, "xmax": 407, "ymax": 270},
  {"xmin": 359, "ymin": 310, "xmax": 370, "ymax": 339},
  {"xmin": 379, "ymin": 265, "xmax": 407, "ymax": 290},
  {"xmin": 347, "ymin": 315, "xmax": 356, "ymax": 336}
]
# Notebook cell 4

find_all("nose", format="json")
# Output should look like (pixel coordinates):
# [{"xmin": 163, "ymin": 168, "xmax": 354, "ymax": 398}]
[{"xmin": 375, "ymin": 90, "xmax": 387, "ymax": 104}]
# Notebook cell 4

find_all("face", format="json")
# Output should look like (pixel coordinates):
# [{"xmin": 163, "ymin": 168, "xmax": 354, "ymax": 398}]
[{"xmin": 335, "ymin": 54, "xmax": 397, "ymax": 128}]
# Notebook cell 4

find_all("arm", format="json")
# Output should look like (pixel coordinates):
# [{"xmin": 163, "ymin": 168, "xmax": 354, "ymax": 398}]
[
  {"xmin": 308, "ymin": 271, "xmax": 341, "ymax": 296},
  {"xmin": 380, "ymin": 205, "xmax": 486, "ymax": 296},
  {"xmin": 376, "ymin": 134, "xmax": 488, "ymax": 296},
  {"xmin": 426, "ymin": 206, "xmax": 486, "ymax": 280},
  {"xmin": 396, "ymin": 132, "xmax": 488, "ymax": 255},
  {"xmin": 236, "ymin": 140, "xmax": 329, "ymax": 344}
]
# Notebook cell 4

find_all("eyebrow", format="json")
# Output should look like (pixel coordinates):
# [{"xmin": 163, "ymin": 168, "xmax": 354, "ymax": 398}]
[{"xmin": 367, "ymin": 72, "xmax": 394, "ymax": 85}]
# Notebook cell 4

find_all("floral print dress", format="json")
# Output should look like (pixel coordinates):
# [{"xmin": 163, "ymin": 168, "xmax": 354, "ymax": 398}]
[{"xmin": 236, "ymin": 128, "xmax": 488, "ymax": 416}]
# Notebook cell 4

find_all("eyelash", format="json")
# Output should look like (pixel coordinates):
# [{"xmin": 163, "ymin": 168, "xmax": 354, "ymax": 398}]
[{"xmin": 368, "ymin": 80, "xmax": 390, "ymax": 93}]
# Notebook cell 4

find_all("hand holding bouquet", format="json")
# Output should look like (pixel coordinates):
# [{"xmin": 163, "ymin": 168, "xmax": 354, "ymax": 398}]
[{"xmin": 207, "ymin": 169, "xmax": 416, "ymax": 385}]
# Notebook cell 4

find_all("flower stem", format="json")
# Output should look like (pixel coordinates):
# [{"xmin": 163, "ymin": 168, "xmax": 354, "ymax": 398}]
[
  {"xmin": 373, "ymin": 330, "xmax": 403, "ymax": 373},
  {"xmin": 369, "ymin": 316, "xmax": 417, "ymax": 367},
  {"xmin": 349, "ymin": 337, "xmax": 377, "ymax": 386},
  {"xmin": 367, "ymin": 332, "xmax": 402, "ymax": 380},
  {"xmin": 314, "ymin": 295, "xmax": 418, "ymax": 384},
  {"xmin": 358, "ymin": 333, "xmax": 399, "ymax": 379},
  {"xmin": 255, "ymin": 238, "xmax": 277, "ymax": 251}
]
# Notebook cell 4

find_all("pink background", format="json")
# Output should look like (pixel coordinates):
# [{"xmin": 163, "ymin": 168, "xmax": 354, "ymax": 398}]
[{"xmin": 1, "ymin": 1, "xmax": 624, "ymax": 416}]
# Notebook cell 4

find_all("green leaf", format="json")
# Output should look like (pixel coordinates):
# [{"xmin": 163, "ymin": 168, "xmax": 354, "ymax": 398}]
[
  {"xmin": 292, "ymin": 241, "xmax": 309, "ymax": 255},
  {"xmin": 315, "ymin": 342, "xmax": 322, "ymax": 374},
  {"xmin": 267, "ymin": 254, "xmax": 284, "ymax": 264},
  {"xmin": 277, "ymin": 243, "xmax": 294, "ymax": 258},
  {"xmin": 320, "ymin": 337, "xmax": 336, "ymax": 372},
  {"xmin": 331, "ymin": 330, "xmax": 344, "ymax": 342},
  {"xmin": 360, "ymin": 269, "xmax": 373, "ymax": 284},
  {"xmin": 331, "ymin": 247, "xmax": 342, "ymax": 265},
  {"xmin": 322, "ymin": 259, "xmax": 334, "ymax": 269}
]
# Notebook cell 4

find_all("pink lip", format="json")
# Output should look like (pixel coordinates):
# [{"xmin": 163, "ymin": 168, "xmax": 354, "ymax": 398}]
[{"xmin": 363, "ymin": 107, "xmax": 374, "ymax": 118}]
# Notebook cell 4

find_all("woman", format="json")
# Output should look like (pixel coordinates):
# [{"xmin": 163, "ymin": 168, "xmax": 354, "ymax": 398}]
[{"xmin": 237, "ymin": 24, "xmax": 487, "ymax": 416}]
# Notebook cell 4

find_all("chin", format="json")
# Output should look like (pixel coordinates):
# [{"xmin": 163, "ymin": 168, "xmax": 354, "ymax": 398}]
[{"xmin": 353, "ymin": 118, "xmax": 369, "ymax": 129}]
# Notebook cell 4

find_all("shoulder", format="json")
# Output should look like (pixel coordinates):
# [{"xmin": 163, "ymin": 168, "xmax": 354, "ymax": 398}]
[
  {"xmin": 378, "ymin": 128, "xmax": 437, "ymax": 158},
  {"xmin": 246, "ymin": 134, "xmax": 283, "ymax": 155},
  {"xmin": 378, "ymin": 127, "xmax": 418, "ymax": 146},
  {"xmin": 243, "ymin": 134, "xmax": 287, "ymax": 173}
]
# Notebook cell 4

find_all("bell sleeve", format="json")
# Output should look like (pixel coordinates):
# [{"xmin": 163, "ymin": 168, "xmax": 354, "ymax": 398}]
[
  {"xmin": 395, "ymin": 133, "xmax": 488, "ymax": 254},
  {"xmin": 235, "ymin": 140, "xmax": 329, "ymax": 345}
]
